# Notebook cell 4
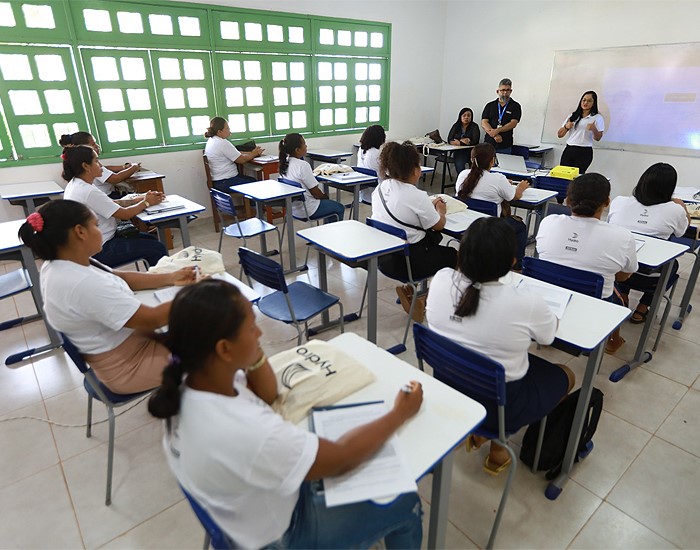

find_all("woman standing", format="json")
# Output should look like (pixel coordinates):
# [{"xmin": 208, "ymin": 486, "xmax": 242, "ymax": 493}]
[
  {"xmin": 557, "ymin": 91, "xmax": 605, "ymax": 174},
  {"xmin": 448, "ymin": 107, "xmax": 480, "ymax": 174}
]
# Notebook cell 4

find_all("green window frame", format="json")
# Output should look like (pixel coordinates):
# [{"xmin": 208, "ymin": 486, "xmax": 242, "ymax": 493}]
[
  {"xmin": 0, "ymin": 0, "xmax": 72, "ymax": 44},
  {"xmin": 311, "ymin": 18, "xmax": 390, "ymax": 56},
  {"xmin": 0, "ymin": 115, "xmax": 13, "ymax": 162},
  {"xmin": 212, "ymin": 9, "xmax": 311, "ymax": 54}
]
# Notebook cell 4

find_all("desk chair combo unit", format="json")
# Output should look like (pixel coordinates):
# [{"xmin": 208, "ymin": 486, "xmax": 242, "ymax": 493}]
[{"xmin": 202, "ymin": 154, "xmax": 252, "ymax": 232}]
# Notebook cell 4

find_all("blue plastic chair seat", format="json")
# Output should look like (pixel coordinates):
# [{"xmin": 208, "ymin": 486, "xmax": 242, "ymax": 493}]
[
  {"xmin": 223, "ymin": 217, "xmax": 277, "ymax": 239},
  {"xmin": 0, "ymin": 269, "xmax": 31, "ymax": 299},
  {"xmin": 257, "ymin": 281, "xmax": 340, "ymax": 323},
  {"xmin": 82, "ymin": 375, "xmax": 152, "ymax": 405}
]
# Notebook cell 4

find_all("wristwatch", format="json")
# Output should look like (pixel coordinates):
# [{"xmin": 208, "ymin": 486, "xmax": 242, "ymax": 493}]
[{"xmin": 144, "ymin": 200, "xmax": 150, "ymax": 207}]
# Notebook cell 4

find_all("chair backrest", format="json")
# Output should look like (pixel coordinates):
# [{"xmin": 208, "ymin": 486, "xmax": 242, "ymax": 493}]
[
  {"xmin": 277, "ymin": 177, "xmax": 304, "ymax": 200},
  {"xmin": 203, "ymin": 154, "xmax": 214, "ymax": 190},
  {"xmin": 209, "ymin": 188, "xmax": 238, "ymax": 219},
  {"xmin": 510, "ymin": 145, "xmax": 530, "ymax": 160},
  {"xmin": 460, "ymin": 197, "xmax": 498, "ymax": 217},
  {"xmin": 366, "ymin": 217, "xmax": 410, "ymax": 257},
  {"xmin": 60, "ymin": 332, "xmax": 90, "ymax": 374},
  {"xmin": 238, "ymin": 247, "xmax": 289, "ymax": 293},
  {"xmin": 180, "ymin": 486, "xmax": 235, "ymax": 550},
  {"xmin": 535, "ymin": 175, "xmax": 570, "ymax": 202},
  {"xmin": 522, "ymin": 257, "xmax": 604, "ymax": 299},
  {"xmin": 352, "ymin": 166, "xmax": 378, "ymax": 177},
  {"xmin": 544, "ymin": 202, "xmax": 571, "ymax": 217}
]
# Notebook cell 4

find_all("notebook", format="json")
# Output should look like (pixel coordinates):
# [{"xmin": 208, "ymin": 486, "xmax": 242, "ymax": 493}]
[{"xmin": 144, "ymin": 199, "xmax": 186, "ymax": 215}]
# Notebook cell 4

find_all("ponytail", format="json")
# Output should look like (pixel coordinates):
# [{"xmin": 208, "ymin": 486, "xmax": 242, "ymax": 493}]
[
  {"xmin": 455, "ymin": 281, "xmax": 482, "ymax": 317},
  {"xmin": 147, "ymin": 357, "xmax": 186, "ymax": 419},
  {"xmin": 204, "ymin": 116, "xmax": 226, "ymax": 139},
  {"xmin": 278, "ymin": 132, "xmax": 303, "ymax": 176},
  {"xmin": 58, "ymin": 131, "xmax": 92, "ymax": 148},
  {"xmin": 458, "ymin": 143, "xmax": 495, "ymax": 200}
]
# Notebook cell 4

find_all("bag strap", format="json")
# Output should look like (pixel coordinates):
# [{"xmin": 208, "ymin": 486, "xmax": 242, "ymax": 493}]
[{"xmin": 376, "ymin": 182, "xmax": 427, "ymax": 234}]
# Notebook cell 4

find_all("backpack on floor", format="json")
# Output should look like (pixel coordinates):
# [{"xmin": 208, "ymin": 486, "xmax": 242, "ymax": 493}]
[{"xmin": 519, "ymin": 387, "xmax": 604, "ymax": 480}]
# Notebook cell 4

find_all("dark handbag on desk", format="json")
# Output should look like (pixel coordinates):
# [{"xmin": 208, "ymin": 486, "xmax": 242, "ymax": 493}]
[
  {"xmin": 425, "ymin": 129, "xmax": 444, "ymax": 144},
  {"xmin": 115, "ymin": 221, "xmax": 139, "ymax": 239},
  {"xmin": 377, "ymin": 184, "xmax": 443, "ymax": 249},
  {"xmin": 235, "ymin": 139, "xmax": 256, "ymax": 152}
]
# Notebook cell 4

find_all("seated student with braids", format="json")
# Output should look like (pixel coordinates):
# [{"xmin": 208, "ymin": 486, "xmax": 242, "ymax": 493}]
[
  {"xmin": 278, "ymin": 133, "xmax": 345, "ymax": 222},
  {"xmin": 455, "ymin": 142, "xmax": 529, "ymax": 269},
  {"xmin": 426, "ymin": 217, "xmax": 574, "ymax": 475},
  {"xmin": 536, "ymin": 173, "xmax": 638, "ymax": 354},
  {"xmin": 148, "ymin": 279, "xmax": 424, "ymax": 549},
  {"xmin": 62, "ymin": 145, "xmax": 168, "ymax": 268},
  {"xmin": 18, "ymin": 200, "xmax": 196, "ymax": 393}
]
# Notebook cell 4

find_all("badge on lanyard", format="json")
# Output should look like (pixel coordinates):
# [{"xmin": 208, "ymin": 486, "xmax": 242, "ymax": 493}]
[{"xmin": 497, "ymin": 100, "xmax": 509, "ymax": 129}]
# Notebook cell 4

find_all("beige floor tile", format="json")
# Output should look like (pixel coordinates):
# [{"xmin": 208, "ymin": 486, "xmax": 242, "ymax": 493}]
[
  {"xmin": 32, "ymin": 348, "xmax": 84, "ymax": 399},
  {"xmin": 419, "ymin": 498, "xmax": 478, "ymax": 549},
  {"xmin": 0, "ymin": 350, "xmax": 43, "ymax": 417},
  {"xmin": 656, "ymin": 388, "xmax": 700, "ymax": 458},
  {"xmin": 608, "ymin": 437, "xmax": 700, "ymax": 548},
  {"xmin": 642, "ymin": 332, "xmax": 700, "ymax": 386}
]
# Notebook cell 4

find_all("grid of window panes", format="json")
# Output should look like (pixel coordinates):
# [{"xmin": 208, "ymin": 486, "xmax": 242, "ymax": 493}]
[
  {"xmin": 0, "ymin": 0, "xmax": 71, "ymax": 44},
  {"xmin": 212, "ymin": 10, "xmax": 311, "ymax": 54}
]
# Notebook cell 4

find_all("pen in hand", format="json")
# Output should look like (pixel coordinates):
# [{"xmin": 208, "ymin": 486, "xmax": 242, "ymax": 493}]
[{"xmin": 401, "ymin": 383, "xmax": 413, "ymax": 394}]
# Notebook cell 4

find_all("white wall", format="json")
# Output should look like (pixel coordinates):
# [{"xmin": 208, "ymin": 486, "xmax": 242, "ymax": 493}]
[
  {"xmin": 0, "ymin": 0, "xmax": 448, "ymax": 222},
  {"xmin": 440, "ymin": 0, "xmax": 700, "ymax": 197}
]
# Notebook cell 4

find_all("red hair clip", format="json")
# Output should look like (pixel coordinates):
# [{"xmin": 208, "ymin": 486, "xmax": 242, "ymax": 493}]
[{"xmin": 26, "ymin": 212, "xmax": 44, "ymax": 233}]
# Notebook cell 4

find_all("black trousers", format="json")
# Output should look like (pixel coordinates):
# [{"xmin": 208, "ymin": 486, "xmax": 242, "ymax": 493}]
[
  {"xmin": 560, "ymin": 145, "xmax": 593, "ymax": 174},
  {"xmin": 379, "ymin": 236, "xmax": 457, "ymax": 281}
]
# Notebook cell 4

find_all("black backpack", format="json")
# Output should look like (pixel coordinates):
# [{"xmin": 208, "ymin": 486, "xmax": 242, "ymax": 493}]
[{"xmin": 519, "ymin": 387, "xmax": 604, "ymax": 480}]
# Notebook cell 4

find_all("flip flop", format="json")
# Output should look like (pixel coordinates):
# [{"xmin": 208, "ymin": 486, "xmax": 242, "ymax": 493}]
[
  {"xmin": 605, "ymin": 336, "xmax": 626, "ymax": 355},
  {"xmin": 483, "ymin": 455, "xmax": 512, "ymax": 476},
  {"xmin": 630, "ymin": 309, "xmax": 649, "ymax": 324},
  {"xmin": 465, "ymin": 434, "xmax": 484, "ymax": 453}
]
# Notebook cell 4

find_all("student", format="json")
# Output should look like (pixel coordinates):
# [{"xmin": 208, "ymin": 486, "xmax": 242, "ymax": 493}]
[
  {"xmin": 147, "ymin": 279, "xmax": 423, "ymax": 549},
  {"xmin": 61, "ymin": 145, "xmax": 168, "ymax": 268},
  {"xmin": 481, "ymin": 78, "xmax": 521, "ymax": 153},
  {"xmin": 18, "ymin": 200, "xmax": 196, "ymax": 393},
  {"xmin": 456, "ymin": 143, "xmax": 529, "ymax": 269},
  {"xmin": 537, "ymin": 173, "xmax": 638, "ymax": 354},
  {"xmin": 447, "ymin": 107, "xmax": 480, "ymax": 173},
  {"xmin": 203, "ymin": 117, "xmax": 264, "ymax": 193},
  {"xmin": 278, "ymin": 133, "xmax": 345, "ymax": 222},
  {"xmin": 557, "ymin": 91, "xmax": 605, "ymax": 174},
  {"xmin": 357, "ymin": 124, "xmax": 386, "ymax": 203},
  {"xmin": 426, "ymin": 217, "xmax": 574, "ymax": 475},
  {"xmin": 608, "ymin": 162, "xmax": 690, "ymax": 323},
  {"xmin": 59, "ymin": 131, "xmax": 142, "ymax": 197}
]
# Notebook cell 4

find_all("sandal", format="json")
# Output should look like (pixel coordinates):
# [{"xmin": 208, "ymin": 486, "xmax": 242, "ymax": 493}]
[
  {"xmin": 630, "ymin": 308, "xmax": 649, "ymax": 324},
  {"xmin": 395, "ymin": 285, "xmax": 413, "ymax": 315},
  {"xmin": 465, "ymin": 434, "xmax": 485, "ymax": 453},
  {"xmin": 605, "ymin": 336, "xmax": 626, "ymax": 355},
  {"xmin": 483, "ymin": 455, "xmax": 512, "ymax": 476}
]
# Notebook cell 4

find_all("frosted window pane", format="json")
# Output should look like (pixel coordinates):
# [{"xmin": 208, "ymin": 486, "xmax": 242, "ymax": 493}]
[
  {"xmin": 116, "ymin": 12, "xmax": 143, "ymax": 34},
  {"xmin": 354, "ymin": 31, "xmax": 368, "ymax": 47},
  {"xmin": 370, "ymin": 32, "xmax": 383, "ymax": 48},
  {"xmin": 275, "ymin": 112, "xmax": 290, "ymax": 130},
  {"xmin": 292, "ymin": 111, "xmax": 306, "ymax": 129},
  {"xmin": 368, "ymin": 85, "xmax": 381, "ymax": 101},
  {"xmin": 168, "ymin": 117, "xmax": 189, "ymax": 137},
  {"xmin": 290, "ymin": 87, "xmax": 305, "ymax": 105},
  {"xmin": 44, "ymin": 90, "xmax": 73, "ymax": 114},
  {"xmin": 126, "ymin": 88, "xmax": 151, "ymax": 110},
  {"xmin": 335, "ymin": 108, "xmax": 347, "ymax": 125},
  {"xmin": 355, "ymin": 107, "xmax": 368, "ymax": 124},
  {"xmin": 158, "ymin": 58, "xmax": 181, "ymax": 80},
  {"xmin": 163, "ymin": 88, "xmax": 185, "ymax": 109},
  {"xmin": 187, "ymin": 88, "xmax": 208, "ymax": 108},
  {"xmin": 19, "ymin": 124, "xmax": 51, "ymax": 147},
  {"xmin": 334, "ymin": 63, "xmax": 347, "ymax": 80},
  {"xmin": 248, "ymin": 113, "xmax": 265, "ymax": 132},
  {"xmin": 0, "ymin": 3, "xmax": 16, "ymax": 27},
  {"xmin": 355, "ymin": 63, "xmax": 368, "ymax": 81},
  {"xmin": 244, "ymin": 22, "xmax": 262, "ymax": 41},
  {"xmin": 267, "ymin": 24, "xmax": 283, "ymax": 42},
  {"xmin": 133, "ymin": 118, "xmax": 156, "ymax": 140},
  {"xmin": 149, "ymin": 14, "xmax": 173, "ymax": 35},
  {"xmin": 334, "ymin": 86, "xmax": 347, "ymax": 103},
  {"xmin": 319, "ymin": 109, "xmax": 333, "ymax": 126},
  {"xmin": 369, "ymin": 106, "xmax": 380, "ymax": 121},
  {"xmin": 245, "ymin": 87, "xmax": 263, "ymax": 107},
  {"xmin": 369, "ymin": 64, "xmax": 381, "ymax": 80},
  {"xmin": 0, "ymin": 54, "xmax": 31, "ymax": 80},
  {"xmin": 84, "ymin": 9, "xmax": 111, "ymax": 32},
  {"xmin": 225, "ymin": 87, "xmax": 244, "ymax": 107},
  {"xmin": 178, "ymin": 16, "xmax": 200, "ymax": 36},
  {"xmin": 53, "ymin": 122, "xmax": 78, "ymax": 142},
  {"xmin": 121, "ymin": 57, "xmax": 146, "ymax": 81},
  {"xmin": 243, "ymin": 61, "xmax": 261, "ymax": 80},
  {"xmin": 229, "ymin": 114, "xmax": 246, "ymax": 132},
  {"xmin": 183, "ymin": 58, "xmax": 204, "ymax": 80},
  {"xmin": 98, "ymin": 88, "xmax": 125, "ymax": 112},
  {"xmin": 355, "ymin": 85, "xmax": 367, "ymax": 102},
  {"xmin": 338, "ymin": 30, "xmax": 351, "ymax": 46},
  {"xmin": 273, "ymin": 88, "xmax": 288, "ymax": 106},
  {"xmin": 318, "ymin": 86, "xmax": 332, "ymax": 104},
  {"xmin": 105, "ymin": 120, "xmax": 130, "ymax": 142},
  {"xmin": 220, "ymin": 21, "xmax": 239, "ymax": 40},
  {"xmin": 289, "ymin": 62, "xmax": 304, "ymax": 81},
  {"xmin": 319, "ymin": 28, "xmax": 333, "ymax": 45},
  {"xmin": 271, "ymin": 62, "xmax": 287, "ymax": 81},
  {"xmin": 91, "ymin": 57, "xmax": 119, "ymax": 81},
  {"xmin": 9, "ymin": 90, "xmax": 42, "ymax": 115},
  {"xmin": 289, "ymin": 26, "xmax": 304, "ymax": 44},
  {"xmin": 36, "ymin": 55, "xmax": 66, "ymax": 81},
  {"xmin": 22, "ymin": 4, "xmax": 54, "ymax": 29},
  {"xmin": 222, "ymin": 60, "xmax": 241, "ymax": 81},
  {"xmin": 191, "ymin": 115, "xmax": 209, "ymax": 136},
  {"xmin": 318, "ymin": 62, "xmax": 332, "ymax": 81}
]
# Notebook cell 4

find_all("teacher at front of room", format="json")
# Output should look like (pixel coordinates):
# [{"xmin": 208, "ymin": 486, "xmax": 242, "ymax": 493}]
[{"xmin": 557, "ymin": 90, "xmax": 605, "ymax": 174}]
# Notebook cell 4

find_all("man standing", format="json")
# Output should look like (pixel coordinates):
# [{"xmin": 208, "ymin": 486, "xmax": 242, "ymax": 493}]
[{"xmin": 481, "ymin": 78, "xmax": 521, "ymax": 154}]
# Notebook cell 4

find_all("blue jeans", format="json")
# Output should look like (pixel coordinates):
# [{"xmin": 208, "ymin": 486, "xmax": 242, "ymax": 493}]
[
  {"xmin": 94, "ymin": 232, "xmax": 167, "ymax": 268},
  {"xmin": 453, "ymin": 149, "xmax": 471, "ymax": 174},
  {"xmin": 309, "ymin": 199, "xmax": 345, "ymax": 222},
  {"xmin": 213, "ymin": 174, "xmax": 256, "ymax": 193},
  {"xmin": 271, "ymin": 482, "xmax": 422, "ymax": 549}
]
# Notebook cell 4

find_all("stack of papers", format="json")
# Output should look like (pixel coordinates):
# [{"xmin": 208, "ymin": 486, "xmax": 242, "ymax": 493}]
[
  {"xmin": 517, "ymin": 278, "xmax": 573, "ymax": 319},
  {"xmin": 144, "ymin": 198, "xmax": 186, "ymax": 215}
]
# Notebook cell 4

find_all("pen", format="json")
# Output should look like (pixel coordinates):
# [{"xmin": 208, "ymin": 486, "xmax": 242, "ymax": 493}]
[
  {"xmin": 194, "ymin": 266, "xmax": 201, "ymax": 280},
  {"xmin": 401, "ymin": 383, "xmax": 413, "ymax": 394}
]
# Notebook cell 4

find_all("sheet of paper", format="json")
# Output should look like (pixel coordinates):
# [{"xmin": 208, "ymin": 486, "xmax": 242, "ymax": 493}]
[
  {"xmin": 144, "ymin": 197, "xmax": 186, "ymax": 215},
  {"xmin": 255, "ymin": 155, "xmax": 277, "ymax": 162},
  {"xmin": 635, "ymin": 239, "xmax": 646, "ymax": 252},
  {"xmin": 312, "ymin": 401, "xmax": 416, "ymax": 507},
  {"xmin": 673, "ymin": 187, "xmax": 700, "ymax": 202},
  {"xmin": 517, "ymin": 278, "xmax": 572, "ymax": 319}
]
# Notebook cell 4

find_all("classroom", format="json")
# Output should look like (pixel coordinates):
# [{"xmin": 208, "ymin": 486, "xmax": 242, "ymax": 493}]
[{"xmin": 1, "ymin": 0, "xmax": 699, "ymax": 548}]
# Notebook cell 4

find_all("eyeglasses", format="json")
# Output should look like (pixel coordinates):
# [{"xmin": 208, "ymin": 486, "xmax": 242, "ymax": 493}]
[{"xmin": 498, "ymin": 89, "xmax": 512, "ymax": 93}]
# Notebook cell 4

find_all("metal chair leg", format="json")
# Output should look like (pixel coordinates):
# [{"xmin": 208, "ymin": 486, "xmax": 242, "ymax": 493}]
[
  {"xmin": 653, "ymin": 284, "xmax": 677, "ymax": 351},
  {"xmin": 203, "ymin": 533, "xmax": 211, "ymax": 550},
  {"xmin": 106, "ymin": 406, "xmax": 116, "ymax": 506},
  {"xmin": 532, "ymin": 416, "xmax": 547, "ymax": 473},
  {"xmin": 486, "ymin": 443, "xmax": 517, "ymax": 549},
  {"xmin": 86, "ymin": 394, "xmax": 93, "ymax": 438}
]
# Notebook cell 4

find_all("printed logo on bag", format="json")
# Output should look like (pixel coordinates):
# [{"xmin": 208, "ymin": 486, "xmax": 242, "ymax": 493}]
[{"xmin": 279, "ymin": 346, "xmax": 338, "ymax": 389}]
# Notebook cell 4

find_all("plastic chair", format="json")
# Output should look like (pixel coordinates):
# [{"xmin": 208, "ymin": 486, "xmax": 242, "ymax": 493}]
[
  {"xmin": 238, "ymin": 247, "xmax": 344, "ymax": 344},
  {"xmin": 669, "ymin": 227, "xmax": 700, "ymax": 330},
  {"xmin": 413, "ymin": 323, "xmax": 546, "ymax": 550},
  {"xmin": 351, "ymin": 166, "xmax": 379, "ymax": 210},
  {"xmin": 59, "ymin": 332, "xmax": 154, "ymax": 506},
  {"xmin": 459, "ymin": 197, "xmax": 498, "ymax": 217},
  {"xmin": 0, "ymin": 269, "xmax": 35, "ymax": 332},
  {"xmin": 534, "ymin": 175, "xmax": 570, "ymax": 204},
  {"xmin": 180, "ymin": 486, "xmax": 236, "ymax": 550},
  {"xmin": 522, "ymin": 257, "xmax": 603, "ymax": 299},
  {"xmin": 511, "ymin": 145, "xmax": 542, "ymax": 170},
  {"xmin": 203, "ymin": 154, "xmax": 253, "ymax": 232}
]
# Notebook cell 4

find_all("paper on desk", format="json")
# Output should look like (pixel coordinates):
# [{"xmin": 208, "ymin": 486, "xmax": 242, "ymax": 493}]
[
  {"xmin": 144, "ymin": 196, "xmax": 186, "ymax": 215},
  {"xmin": 635, "ymin": 239, "xmax": 646, "ymax": 252},
  {"xmin": 255, "ymin": 155, "xmax": 277, "ymax": 162},
  {"xmin": 517, "ymin": 278, "xmax": 572, "ymax": 319},
  {"xmin": 673, "ymin": 187, "xmax": 700, "ymax": 202},
  {"xmin": 312, "ymin": 401, "xmax": 416, "ymax": 507},
  {"xmin": 153, "ymin": 273, "xmax": 258, "ymax": 303}
]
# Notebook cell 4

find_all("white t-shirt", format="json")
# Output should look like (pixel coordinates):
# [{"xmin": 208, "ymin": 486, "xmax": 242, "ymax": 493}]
[
  {"xmin": 93, "ymin": 166, "xmax": 115, "ymax": 195},
  {"xmin": 64, "ymin": 176, "xmax": 119, "ymax": 242},
  {"xmin": 204, "ymin": 136, "xmax": 241, "ymax": 181},
  {"xmin": 284, "ymin": 156, "xmax": 321, "ymax": 218},
  {"xmin": 358, "ymin": 147, "xmax": 382, "ymax": 203},
  {"xmin": 40, "ymin": 260, "xmax": 140, "ymax": 354},
  {"xmin": 562, "ymin": 113, "xmax": 605, "ymax": 147},
  {"xmin": 455, "ymin": 169, "xmax": 515, "ymax": 216},
  {"xmin": 426, "ymin": 268, "xmax": 557, "ymax": 382},
  {"xmin": 608, "ymin": 195, "xmax": 689, "ymax": 239},
  {"xmin": 165, "ymin": 372, "xmax": 319, "ymax": 549},
  {"xmin": 371, "ymin": 178, "xmax": 440, "ymax": 244},
  {"xmin": 536, "ymin": 215, "xmax": 638, "ymax": 298}
]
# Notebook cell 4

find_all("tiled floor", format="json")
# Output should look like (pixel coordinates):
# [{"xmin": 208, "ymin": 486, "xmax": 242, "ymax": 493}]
[{"xmin": 1, "ymin": 196, "xmax": 699, "ymax": 549}]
